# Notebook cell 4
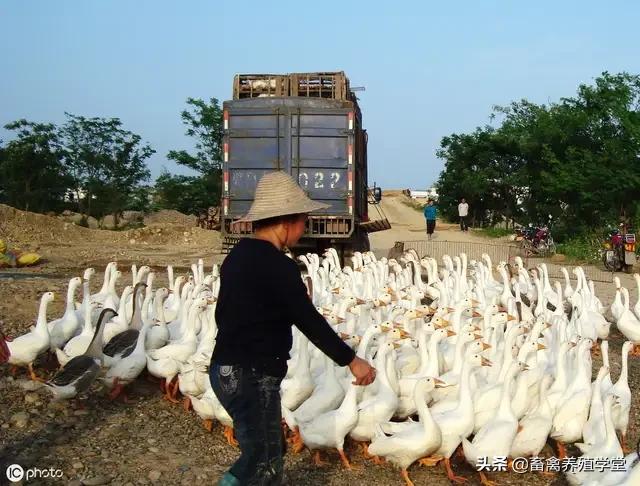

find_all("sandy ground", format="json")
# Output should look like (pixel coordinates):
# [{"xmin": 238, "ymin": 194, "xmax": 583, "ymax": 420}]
[{"xmin": 0, "ymin": 198, "xmax": 639, "ymax": 486}]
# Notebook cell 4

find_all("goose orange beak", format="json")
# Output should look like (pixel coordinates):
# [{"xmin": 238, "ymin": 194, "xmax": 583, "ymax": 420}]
[
  {"xmin": 434, "ymin": 378, "xmax": 451, "ymax": 388},
  {"xmin": 446, "ymin": 329, "xmax": 457, "ymax": 337},
  {"xmin": 481, "ymin": 357, "xmax": 493, "ymax": 367}
]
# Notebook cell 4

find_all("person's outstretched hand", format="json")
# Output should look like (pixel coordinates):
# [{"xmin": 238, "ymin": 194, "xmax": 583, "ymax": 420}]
[{"xmin": 348, "ymin": 356, "xmax": 376, "ymax": 386}]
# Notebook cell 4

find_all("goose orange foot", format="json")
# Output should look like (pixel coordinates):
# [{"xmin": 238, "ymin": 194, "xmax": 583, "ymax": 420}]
[
  {"xmin": 183, "ymin": 397, "xmax": 192, "ymax": 412},
  {"xmin": 290, "ymin": 427, "xmax": 304, "ymax": 453},
  {"xmin": 418, "ymin": 455, "xmax": 443, "ymax": 467},
  {"xmin": 162, "ymin": 378, "xmax": 180, "ymax": 403},
  {"xmin": 479, "ymin": 472, "xmax": 497, "ymax": 486},
  {"xmin": 371, "ymin": 455, "xmax": 385, "ymax": 465},
  {"xmin": 556, "ymin": 441, "xmax": 567, "ymax": 460},
  {"xmin": 223, "ymin": 426, "xmax": 239, "ymax": 447},
  {"xmin": 312, "ymin": 451, "xmax": 329, "ymax": 466},
  {"xmin": 28, "ymin": 363, "xmax": 46, "ymax": 382},
  {"xmin": 401, "ymin": 468, "xmax": 415, "ymax": 486},
  {"xmin": 338, "ymin": 449, "xmax": 361, "ymax": 470},
  {"xmin": 108, "ymin": 378, "xmax": 129, "ymax": 402},
  {"xmin": 357, "ymin": 442, "xmax": 373, "ymax": 459},
  {"xmin": 444, "ymin": 458, "xmax": 467, "ymax": 484},
  {"xmin": 203, "ymin": 419, "xmax": 214, "ymax": 432}
]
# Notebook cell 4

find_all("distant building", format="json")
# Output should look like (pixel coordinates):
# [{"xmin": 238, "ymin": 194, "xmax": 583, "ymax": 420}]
[{"xmin": 404, "ymin": 187, "xmax": 438, "ymax": 200}]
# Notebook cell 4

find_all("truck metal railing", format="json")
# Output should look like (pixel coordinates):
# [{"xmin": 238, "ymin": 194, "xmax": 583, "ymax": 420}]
[{"xmin": 223, "ymin": 216, "xmax": 354, "ymax": 238}]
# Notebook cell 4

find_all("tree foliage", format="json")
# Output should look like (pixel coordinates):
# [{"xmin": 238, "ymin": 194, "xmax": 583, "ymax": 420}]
[
  {"xmin": 60, "ymin": 113, "xmax": 153, "ymax": 221},
  {"xmin": 162, "ymin": 97, "xmax": 223, "ymax": 214},
  {"xmin": 0, "ymin": 120, "xmax": 71, "ymax": 212},
  {"xmin": 436, "ymin": 72, "xmax": 640, "ymax": 240},
  {"xmin": 167, "ymin": 97, "xmax": 223, "ymax": 174}
]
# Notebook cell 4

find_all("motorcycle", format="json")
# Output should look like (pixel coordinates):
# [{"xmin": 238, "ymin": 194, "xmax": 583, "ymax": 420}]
[
  {"xmin": 516, "ymin": 218, "xmax": 556, "ymax": 256},
  {"xmin": 602, "ymin": 225, "xmax": 637, "ymax": 273}
]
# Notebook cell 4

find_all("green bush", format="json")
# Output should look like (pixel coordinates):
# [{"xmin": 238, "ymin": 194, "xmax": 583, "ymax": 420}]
[
  {"xmin": 556, "ymin": 235, "xmax": 602, "ymax": 263},
  {"xmin": 477, "ymin": 227, "xmax": 513, "ymax": 238}
]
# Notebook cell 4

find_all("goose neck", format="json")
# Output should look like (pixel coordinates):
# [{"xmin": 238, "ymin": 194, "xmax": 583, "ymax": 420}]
[
  {"xmin": 66, "ymin": 280, "xmax": 79, "ymax": 312},
  {"xmin": 498, "ymin": 367, "xmax": 516, "ymax": 418},
  {"xmin": 414, "ymin": 380, "xmax": 435, "ymax": 429},
  {"xmin": 99, "ymin": 264, "xmax": 112, "ymax": 294},
  {"xmin": 456, "ymin": 360, "xmax": 474, "ymax": 407},
  {"xmin": 617, "ymin": 346, "xmax": 629, "ymax": 384},
  {"xmin": 86, "ymin": 309, "xmax": 111, "ymax": 359}
]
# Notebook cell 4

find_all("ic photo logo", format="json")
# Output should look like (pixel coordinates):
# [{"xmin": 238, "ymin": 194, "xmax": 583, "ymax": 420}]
[
  {"xmin": 6, "ymin": 464, "xmax": 64, "ymax": 482},
  {"xmin": 6, "ymin": 464, "xmax": 24, "ymax": 483}
]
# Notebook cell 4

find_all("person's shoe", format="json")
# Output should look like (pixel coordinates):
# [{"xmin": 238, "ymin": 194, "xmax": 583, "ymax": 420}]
[{"xmin": 218, "ymin": 472, "xmax": 241, "ymax": 486}]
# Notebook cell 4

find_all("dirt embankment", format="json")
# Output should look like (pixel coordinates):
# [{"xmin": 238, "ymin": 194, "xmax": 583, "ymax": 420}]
[{"xmin": 0, "ymin": 204, "xmax": 223, "ymax": 275}]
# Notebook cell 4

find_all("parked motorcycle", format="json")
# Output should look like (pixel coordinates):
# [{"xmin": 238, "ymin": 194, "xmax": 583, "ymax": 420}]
[
  {"xmin": 516, "ymin": 218, "xmax": 556, "ymax": 256},
  {"xmin": 602, "ymin": 225, "xmax": 637, "ymax": 273}
]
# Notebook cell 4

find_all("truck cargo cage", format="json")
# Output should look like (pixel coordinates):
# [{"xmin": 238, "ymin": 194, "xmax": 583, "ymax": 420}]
[
  {"xmin": 289, "ymin": 72, "xmax": 352, "ymax": 101},
  {"xmin": 233, "ymin": 74, "xmax": 289, "ymax": 99},
  {"xmin": 224, "ymin": 216, "xmax": 353, "ymax": 239}
]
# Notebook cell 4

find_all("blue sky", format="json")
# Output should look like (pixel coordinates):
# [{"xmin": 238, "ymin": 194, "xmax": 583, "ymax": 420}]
[{"xmin": 1, "ymin": 1, "xmax": 639, "ymax": 189}]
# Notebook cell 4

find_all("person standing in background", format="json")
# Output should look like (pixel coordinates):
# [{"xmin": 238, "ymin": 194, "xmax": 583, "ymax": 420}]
[
  {"xmin": 424, "ymin": 199, "xmax": 437, "ymax": 240},
  {"xmin": 458, "ymin": 197, "xmax": 469, "ymax": 232}
]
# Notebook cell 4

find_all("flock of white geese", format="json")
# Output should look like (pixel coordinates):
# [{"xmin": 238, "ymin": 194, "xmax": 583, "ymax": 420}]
[{"xmin": 1, "ymin": 249, "xmax": 640, "ymax": 486}]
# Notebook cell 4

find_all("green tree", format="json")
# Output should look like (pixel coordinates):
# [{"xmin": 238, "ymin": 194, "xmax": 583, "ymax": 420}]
[
  {"xmin": 0, "ymin": 120, "xmax": 70, "ymax": 212},
  {"xmin": 153, "ymin": 170, "xmax": 219, "ymax": 215},
  {"xmin": 164, "ymin": 97, "xmax": 223, "ymax": 213},
  {"xmin": 59, "ymin": 113, "xmax": 154, "ymax": 222},
  {"xmin": 436, "ymin": 72, "xmax": 640, "ymax": 240}
]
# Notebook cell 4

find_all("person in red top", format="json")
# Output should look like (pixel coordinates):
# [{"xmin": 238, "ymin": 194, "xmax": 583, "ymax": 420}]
[{"xmin": 211, "ymin": 171, "xmax": 376, "ymax": 486}]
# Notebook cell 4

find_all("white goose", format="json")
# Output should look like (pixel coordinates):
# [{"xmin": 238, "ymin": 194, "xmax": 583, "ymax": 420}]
[
  {"xmin": 55, "ymin": 301, "xmax": 102, "ymax": 366},
  {"xmin": 462, "ymin": 361, "xmax": 520, "ymax": 485},
  {"xmin": 4, "ymin": 291, "xmax": 54, "ymax": 380},
  {"xmin": 368, "ymin": 377, "xmax": 448, "ymax": 486},
  {"xmin": 616, "ymin": 288, "xmax": 640, "ymax": 356},
  {"xmin": 48, "ymin": 277, "xmax": 83, "ymax": 350}
]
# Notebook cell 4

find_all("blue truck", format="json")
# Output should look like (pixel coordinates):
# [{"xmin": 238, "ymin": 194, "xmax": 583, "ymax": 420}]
[{"xmin": 220, "ymin": 72, "xmax": 390, "ymax": 262}]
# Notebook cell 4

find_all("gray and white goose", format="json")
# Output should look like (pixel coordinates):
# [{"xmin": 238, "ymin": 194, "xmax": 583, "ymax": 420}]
[{"xmin": 45, "ymin": 308, "xmax": 117, "ymax": 400}]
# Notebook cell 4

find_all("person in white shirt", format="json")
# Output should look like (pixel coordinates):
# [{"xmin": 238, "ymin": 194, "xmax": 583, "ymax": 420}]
[{"xmin": 458, "ymin": 198, "xmax": 469, "ymax": 232}]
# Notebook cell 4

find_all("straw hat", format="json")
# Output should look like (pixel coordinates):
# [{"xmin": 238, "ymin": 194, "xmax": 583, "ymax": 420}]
[{"xmin": 236, "ymin": 171, "xmax": 329, "ymax": 222}]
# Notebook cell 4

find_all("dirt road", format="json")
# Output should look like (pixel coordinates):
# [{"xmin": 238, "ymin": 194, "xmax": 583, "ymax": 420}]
[{"xmin": 369, "ymin": 192, "xmax": 495, "ymax": 256}]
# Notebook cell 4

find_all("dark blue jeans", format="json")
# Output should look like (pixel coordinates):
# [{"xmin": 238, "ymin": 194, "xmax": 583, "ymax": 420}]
[{"xmin": 210, "ymin": 363, "xmax": 285, "ymax": 486}]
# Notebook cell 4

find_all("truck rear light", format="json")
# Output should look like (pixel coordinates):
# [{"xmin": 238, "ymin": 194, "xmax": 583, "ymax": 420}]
[
  {"xmin": 348, "ymin": 196, "xmax": 353, "ymax": 214},
  {"xmin": 348, "ymin": 112, "xmax": 353, "ymax": 130},
  {"xmin": 625, "ymin": 243, "xmax": 635, "ymax": 252},
  {"xmin": 223, "ymin": 110, "xmax": 229, "ymax": 130},
  {"xmin": 224, "ymin": 142, "xmax": 229, "ymax": 162},
  {"xmin": 348, "ymin": 171, "xmax": 353, "ymax": 191},
  {"xmin": 348, "ymin": 144, "xmax": 353, "ymax": 165},
  {"xmin": 223, "ymin": 197, "xmax": 229, "ymax": 215},
  {"xmin": 223, "ymin": 171, "xmax": 229, "ymax": 192}
]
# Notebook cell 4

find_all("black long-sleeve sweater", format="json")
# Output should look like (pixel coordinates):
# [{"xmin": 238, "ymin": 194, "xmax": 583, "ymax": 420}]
[{"xmin": 211, "ymin": 238, "xmax": 356, "ymax": 378}]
